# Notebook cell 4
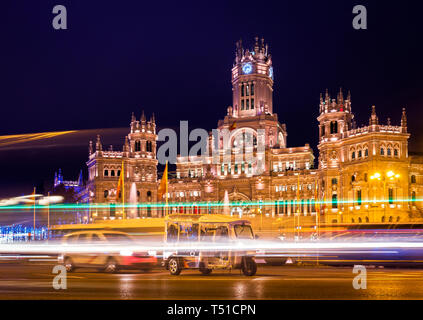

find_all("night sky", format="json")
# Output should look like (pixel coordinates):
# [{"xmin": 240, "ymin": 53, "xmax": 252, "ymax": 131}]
[{"xmin": 1, "ymin": 0, "xmax": 423, "ymax": 197}]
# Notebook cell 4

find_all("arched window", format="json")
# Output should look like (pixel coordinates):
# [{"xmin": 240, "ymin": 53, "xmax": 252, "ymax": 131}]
[
  {"xmin": 389, "ymin": 216, "xmax": 393, "ymax": 223},
  {"xmin": 351, "ymin": 175, "xmax": 356, "ymax": 182},
  {"xmin": 135, "ymin": 141, "xmax": 141, "ymax": 152},
  {"xmin": 365, "ymin": 148, "xmax": 369, "ymax": 157},
  {"xmin": 382, "ymin": 216, "xmax": 385, "ymax": 223},
  {"xmin": 104, "ymin": 170, "xmax": 109, "ymax": 177},
  {"xmin": 331, "ymin": 178, "xmax": 338, "ymax": 185},
  {"xmin": 330, "ymin": 121, "xmax": 338, "ymax": 134},
  {"xmin": 104, "ymin": 190, "xmax": 109, "ymax": 199},
  {"xmin": 358, "ymin": 217, "xmax": 362, "ymax": 223},
  {"xmin": 365, "ymin": 217, "xmax": 369, "ymax": 223},
  {"xmin": 358, "ymin": 150, "xmax": 362, "ymax": 158},
  {"xmin": 388, "ymin": 188, "xmax": 394, "ymax": 204},
  {"xmin": 387, "ymin": 148, "xmax": 392, "ymax": 156},
  {"xmin": 380, "ymin": 148, "xmax": 385, "ymax": 156},
  {"xmin": 332, "ymin": 194, "xmax": 338, "ymax": 209},
  {"xmin": 111, "ymin": 170, "xmax": 115, "ymax": 177},
  {"xmin": 411, "ymin": 175, "xmax": 417, "ymax": 184},
  {"xmin": 146, "ymin": 141, "xmax": 152, "ymax": 152},
  {"xmin": 352, "ymin": 151, "xmax": 356, "ymax": 160},
  {"xmin": 351, "ymin": 218, "xmax": 355, "ymax": 223},
  {"xmin": 394, "ymin": 149, "xmax": 399, "ymax": 157},
  {"xmin": 396, "ymin": 216, "xmax": 400, "ymax": 222}
]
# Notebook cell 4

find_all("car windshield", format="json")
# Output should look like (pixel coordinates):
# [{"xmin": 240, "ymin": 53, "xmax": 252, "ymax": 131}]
[{"xmin": 233, "ymin": 224, "xmax": 254, "ymax": 239}]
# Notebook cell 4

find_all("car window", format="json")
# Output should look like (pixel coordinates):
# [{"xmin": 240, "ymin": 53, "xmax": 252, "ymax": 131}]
[
  {"xmin": 65, "ymin": 234, "xmax": 79, "ymax": 243},
  {"xmin": 234, "ymin": 225, "xmax": 254, "ymax": 239},
  {"xmin": 78, "ymin": 233, "xmax": 90, "ymax": 242},
  {"xmin": 215, "ymin": 226, "xmax": 229, "ymax": 241},
  {"xmin": 103, "ymin": 233, "xmax": 132, "ymax": 242},
  {"xmin": 91, "ymin": 234, "xmax": 103, "ymax": 242}
]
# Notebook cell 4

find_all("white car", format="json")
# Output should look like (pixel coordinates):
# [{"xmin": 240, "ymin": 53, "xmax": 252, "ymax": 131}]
[{"xmin": 58, "ymin": 230, "xmax": 157, "ymax": 273}]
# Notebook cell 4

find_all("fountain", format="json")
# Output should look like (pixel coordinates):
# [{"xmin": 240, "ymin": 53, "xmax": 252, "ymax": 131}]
[
  {"xmin": 129, "ymin": 182, "xmax": 138, "ymax": 218},
  {"xmin": 223, "ymin": 190, "xmax": 230, "ymax": 216}
]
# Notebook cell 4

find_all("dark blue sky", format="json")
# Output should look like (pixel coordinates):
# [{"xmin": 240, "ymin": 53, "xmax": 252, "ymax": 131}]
[{"xmin": 1, "ymin": 0, "xmax": 423, "ymax": 196}]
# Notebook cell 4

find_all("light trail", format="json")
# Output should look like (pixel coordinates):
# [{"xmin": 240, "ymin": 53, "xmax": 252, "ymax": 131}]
[
  {"xmin": 0, "ymin": 194, "xmax": 64, "ymax": 206},
  {"xmin": 0, "ymin": 131, "xmax": 76, "ymax": 148},
  {"xmin": 0, "ymin": 239, "xmax": 422, "ymax": 256},
  {"xmin": 0, "ymin": 198, "xmax": 421, "ymax": 210}
]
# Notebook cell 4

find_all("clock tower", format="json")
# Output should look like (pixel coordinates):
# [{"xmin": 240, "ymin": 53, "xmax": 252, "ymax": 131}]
[{"xmin": 231, "ymin": 37, "xmax": 274, "ymax": 118}]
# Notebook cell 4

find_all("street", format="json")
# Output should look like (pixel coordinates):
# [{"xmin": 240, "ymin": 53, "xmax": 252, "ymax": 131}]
[{"xmin": 1, "ymin": 263, "xmax": 423, "ymax": 299}]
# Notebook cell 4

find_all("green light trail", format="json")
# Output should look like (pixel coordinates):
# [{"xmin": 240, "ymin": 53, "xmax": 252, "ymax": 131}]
[{"xmin": 0, "ymin": 198, "xmax": 421, "ymax": 210}]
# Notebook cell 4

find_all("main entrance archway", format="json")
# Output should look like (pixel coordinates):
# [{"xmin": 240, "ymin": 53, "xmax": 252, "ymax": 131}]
[{"xmin": 221, "ymin": 191, "xmax": 251, "ymax": 217}]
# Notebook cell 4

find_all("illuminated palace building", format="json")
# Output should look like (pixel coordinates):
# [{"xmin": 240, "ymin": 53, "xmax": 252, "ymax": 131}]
[{"xmin": 85, "ymin": 38, "xmax": 423, "ymax": 224}]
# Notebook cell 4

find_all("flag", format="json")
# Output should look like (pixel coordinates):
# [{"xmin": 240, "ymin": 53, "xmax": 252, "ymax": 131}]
[
  {"xmin": 314, "ymin": 182, "xmax": 319, "ymax": 213},
  {"xmin": 158, "ymin": 161, "xmax": 168, "ymax": 200},
  {"xmin": 229, "ymin": 122, "xmax": 237, "ymax": 131},
  {"xmin": 116, "ymin": 161, "xmax": 124, "ymax": 201},
  {"xmin": 32, "ymin": 187, "xmax": 36, "ymax": 203}
]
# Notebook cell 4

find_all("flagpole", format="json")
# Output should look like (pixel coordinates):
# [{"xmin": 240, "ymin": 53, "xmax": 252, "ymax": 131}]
[
  {"xmin": 47, "ymin": 191, "xmax": 50, "ymax": 236},
  {"xmin": 296, "ymin": 173, "xmax": 300, "ymax": 239},
  {"xmin": 122, "ymin": 161, "xmax": 125, "ymax": 219},
  {"xmin": 33, "ymin": 187, "xmax": 36, "ymax": 241},
  {"xmin": 165, "ymin": 161, "xmax": 168, "ymax": 217}
]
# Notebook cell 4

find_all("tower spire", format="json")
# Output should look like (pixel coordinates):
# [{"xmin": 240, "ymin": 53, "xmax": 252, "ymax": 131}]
[
  {"xmin": 401, "ymin": 107, "xmax": 407, "ymax": 132},
  {"xmin": 254, "ymin": 36, "xmax": 259, "ymax": 54},
  {"xmin": 77, "ymin": 170, "xmax": 83, "ymax": 186},
  {"xmin": 338, "ymin": 87, "xmax": 344, "ymax": 103},
  {"xmin": 141, "ymin": 110, "xmax": 146, "ymax": 122},
  {"xmin": 369, "ymin": 105, "xmax": 379, "ymax": 125},
  {"xmin": 96, "ymin": 134, "xmax": 102, "ymax": 151}
]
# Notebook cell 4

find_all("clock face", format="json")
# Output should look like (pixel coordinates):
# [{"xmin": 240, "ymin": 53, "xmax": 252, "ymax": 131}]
[
  {"xmin": 242, "ymin": 63, "xmax": 253, "ymax": 74},
  {"xmin": 269, "ymin": 66, "xmax": 274, "ymax": 79}
]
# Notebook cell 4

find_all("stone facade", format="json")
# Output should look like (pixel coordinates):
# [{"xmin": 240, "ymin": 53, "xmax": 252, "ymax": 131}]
[
  {"xmin": 85, "ymin": 38, "xmax": 423, "ymax": 224},
  {"xmin": 86, "ymin": 112, "xmax": 158, "ymax": 219}
]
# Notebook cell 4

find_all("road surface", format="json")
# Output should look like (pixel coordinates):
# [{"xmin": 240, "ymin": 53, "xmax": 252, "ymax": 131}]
[{"xmin": 1, "ymin": 262, "xmax": 423, "ymax": 299}]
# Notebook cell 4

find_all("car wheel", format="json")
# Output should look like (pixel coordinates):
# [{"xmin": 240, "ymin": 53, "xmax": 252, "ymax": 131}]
[
  {"xmin": 199, "ymin": 262, "xmax": 212, "ymax": 275},
  {"xmin": 104, "ymin": 257, "xmax": 118, "ymax": 273},
  {"xmin": 64, "ymin": 257, "xmax": 75, "ymax": 272},
  {"xmin": 241, "ymin": 257, "xmax": 257, "ymax": 276},
  {"xmin": 168, "ymin": 258, "xmax": 182, "ymax": 275}
]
